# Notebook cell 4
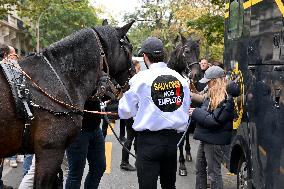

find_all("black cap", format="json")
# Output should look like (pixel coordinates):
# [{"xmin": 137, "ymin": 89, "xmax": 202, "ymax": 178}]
[{"xmin": 138, "ymin": 37, "xmax": 164, "ymax": 56}]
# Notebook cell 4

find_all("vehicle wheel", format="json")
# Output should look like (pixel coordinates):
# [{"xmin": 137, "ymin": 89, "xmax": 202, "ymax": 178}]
[{"xmin": 237, "ymin": 155, "xmax": 251, "ymax": 189}]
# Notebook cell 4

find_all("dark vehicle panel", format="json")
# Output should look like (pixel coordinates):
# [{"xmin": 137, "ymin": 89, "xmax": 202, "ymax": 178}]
[{"xmin": 224, "ymin": 0, "xmax": 284, "ymax": 188}]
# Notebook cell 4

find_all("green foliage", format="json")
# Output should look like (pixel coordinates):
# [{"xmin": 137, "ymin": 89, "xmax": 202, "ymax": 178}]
[
  {"xmin": 0, "ymin": 0, "xmax": 18, "ymax": 17},
  {"xmin": 210, "ymin": 0, "xmax": 226, "ymax": 8},
  {"xmin": 124, "ymin": 0, "xmax": 226, "ymax": 61},
  {"xmin": 187, "ymin": 13, "xmax": 224, "ymax": 46},
  {"xmin": 40, "ymin": 3, "xmax": 100, "ymax": 47},
  {"xmin": 17, "ymin": 0, "xmax": 100, "ymax": 48},
  {"xmin": 187, "ymin": 12, "xmax": 225, "ymax": 61},
  {"xmin": 123, "ymin": 0, "xmax": 177, "ymax": 56},
  {"xmin": 127, "ymin": 26, "xmax": 152, "ymax": 56}
]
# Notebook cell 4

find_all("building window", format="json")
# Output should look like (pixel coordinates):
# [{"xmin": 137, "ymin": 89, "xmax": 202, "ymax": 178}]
[{"xmin": 228, "ymin": 0, "xmax": 244, "ymax": 39}]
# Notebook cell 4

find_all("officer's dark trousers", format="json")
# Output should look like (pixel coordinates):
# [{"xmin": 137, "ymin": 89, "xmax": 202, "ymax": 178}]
[
  {"xmin": 122, "ymin": 118, "xmax": 137, "ymax": 163},
  {"xmin": 136, "ymin": 130, "xmax": 178, "ymax": 189},
  {"xmin": 119, "ymin": 119, "xmax": 127, "ymax": 138}
]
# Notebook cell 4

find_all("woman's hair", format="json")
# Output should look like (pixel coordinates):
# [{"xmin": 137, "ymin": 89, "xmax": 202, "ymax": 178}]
[
  {"xmin": 208, "ymin": 77, "xmax": 228, "ymax": 110},
  {"xmin": 0, "ymin": 45, "xmax": 10, "ymax": 60}
]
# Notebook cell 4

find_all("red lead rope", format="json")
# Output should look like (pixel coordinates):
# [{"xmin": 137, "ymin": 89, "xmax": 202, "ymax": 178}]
[
  {"xmin": 2, "ymin": 61, "xmax": 118, "ymax": 116},
  {"xmin": 84, "ymin": 110, "xmax": 117, "ymax": 116}
]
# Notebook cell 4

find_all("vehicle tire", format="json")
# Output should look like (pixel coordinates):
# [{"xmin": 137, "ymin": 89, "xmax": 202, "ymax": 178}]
[{"xmin": 237, "ymin": 154, "xmax": 253, "ymax": 189}]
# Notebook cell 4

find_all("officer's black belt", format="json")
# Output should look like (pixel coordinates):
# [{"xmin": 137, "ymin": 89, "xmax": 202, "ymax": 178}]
[{"xmin": 138, "ymin": 129, "xmax": 177, "ymax": 135}]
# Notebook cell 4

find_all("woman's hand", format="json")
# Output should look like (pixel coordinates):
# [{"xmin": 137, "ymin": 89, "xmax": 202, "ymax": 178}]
[{"xmin": 189, "ymin": 108, "xmax": 195, "ymax": 116}]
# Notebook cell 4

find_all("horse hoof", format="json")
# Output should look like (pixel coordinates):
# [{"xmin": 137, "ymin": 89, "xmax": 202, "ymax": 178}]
[
  {"xmin": 186, "ymin": 154, "xmax": 192, "ymax": 162},
  {"xmin": 179, "ymin": 168, "xmax": 187, "ymax": 176}
]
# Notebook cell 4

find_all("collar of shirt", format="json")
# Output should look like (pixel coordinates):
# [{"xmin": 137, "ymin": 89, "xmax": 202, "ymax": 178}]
[{"xmin": 149, "ymin": 62, "xmax": 167, "ymax": 69}]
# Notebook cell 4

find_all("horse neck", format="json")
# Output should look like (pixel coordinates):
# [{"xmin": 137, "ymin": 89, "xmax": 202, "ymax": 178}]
[{"xmin": 22, "ymin": 29, "xmax": 102, "ymax": 108}]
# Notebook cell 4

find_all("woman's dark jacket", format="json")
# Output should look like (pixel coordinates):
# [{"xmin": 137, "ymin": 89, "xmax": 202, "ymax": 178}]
[
  {"xmin": 82, "ymin": 100, "xmax": 102, "ymax": 131},
  {"xmin": 192, "ymin": 97, "xmax": 234, "ymax": 145}
]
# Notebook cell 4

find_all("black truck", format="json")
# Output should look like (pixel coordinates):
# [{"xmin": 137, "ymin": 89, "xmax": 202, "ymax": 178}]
[{"xmin": 223, "ymin": 0, "xmax": 284, "ymax": 188}]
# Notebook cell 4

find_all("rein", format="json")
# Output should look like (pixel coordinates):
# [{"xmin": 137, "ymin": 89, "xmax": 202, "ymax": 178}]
[
  {"xmin": 7, "ymin": 28, "xmax": 132, "ymax": 117},
  {"xmin": 3, "ymin": 60, "xmax": 118, "ymax": 116}
]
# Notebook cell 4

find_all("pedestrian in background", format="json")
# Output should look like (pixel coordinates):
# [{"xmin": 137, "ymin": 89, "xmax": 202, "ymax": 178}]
[
  {"xmin": 199, "ymin": 58, "xmax": 210, "ymax": 72},
  {"xmin": 189, "ymin": 66, "xmax": 235, "ymax": 189},
  {"xmin": 211, "ymin": 60, "xmax": 224, "ymax": 69},
  {"xmin": 65, "ymin": 100, "xmax": 106, "ymax": 189},
  {"xmin": 119, "ymin": 119, "xmax": 127, "ymax": 142},
  {"xmin": 120, "ymin": 60, "xmax": 141, "ymax": 172},
  {"xmin": 0, "ymin": 44, "xmax": 19, "ymax": 189},
  {"xmin": 190, "ymin": 58, "xmax": 210, "ymax": 107}
]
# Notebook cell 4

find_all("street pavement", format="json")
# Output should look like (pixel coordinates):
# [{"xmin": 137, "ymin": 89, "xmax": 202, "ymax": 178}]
[{"xmin": 3, "ymin": 120, "xmax": 237, "ymax": 188}]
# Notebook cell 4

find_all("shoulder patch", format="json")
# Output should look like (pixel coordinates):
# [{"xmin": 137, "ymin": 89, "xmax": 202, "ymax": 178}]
[{"xmin": 151, "ymin": 75, "xmax": 184, "ymax": 112}]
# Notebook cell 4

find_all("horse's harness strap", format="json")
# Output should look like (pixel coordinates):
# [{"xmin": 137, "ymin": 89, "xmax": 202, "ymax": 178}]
[
  {"xmin": 187, "ymin": 61, "xmax": 199, "ymax": 67},
  {"xmin": 91, "ymin": 71, "xmax": 122, "ymax": 101},
  {"xmin": 0, "ymin": 61, "xmax": 33, "ymax": 120},
  {"xmin": 4, "ymin": 61, "xmax": 118, "ymax": 117},
  {"xmin": 91, "ymin": 28, "xmax": 124, "ymax": 100},
  {"xmin": 41, "ymin": 54, "xmax": 74, "ymax": 105},
  {"xmin": 92, "ymin": 29, "xmax": 109, "ymax": 75},
  {"xmin": 0, "ymin": 60, "xmax": 33, "ymax": 153}
]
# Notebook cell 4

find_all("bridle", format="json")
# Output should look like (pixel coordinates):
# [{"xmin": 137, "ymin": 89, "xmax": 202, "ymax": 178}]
[
  {"xmin": 92, "ymin": 29, "xmax": 134, "ymax": 101},
  {"xmin": 1, "ymin": 28, "xmax": 134, "ymax": 118},
  {"xmin": 183, "ymin": 61, "xmax": 199, "ymax": 80},
  {"xmin": 117, "ymin": 35, "xmax": 135, "ymax": 92},
  {"xmin": 176, "ymin": 43, "xmax": 200, "ymax": 92}
]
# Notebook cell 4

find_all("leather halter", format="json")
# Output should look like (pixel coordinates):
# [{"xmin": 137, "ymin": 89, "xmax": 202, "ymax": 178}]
[
  {"xmin": 177, "ymin": 44, "xmax": 200, "ymax": 93},
  {"xmin": 91, "ymin": 29, "xmax": 133, "ymax": 100},
  {"xmin": 181, "ymin": 62, "xmax": 199, "ymax": 93}
]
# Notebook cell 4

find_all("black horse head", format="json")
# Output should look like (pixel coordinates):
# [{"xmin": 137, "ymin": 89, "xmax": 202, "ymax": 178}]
[
  {"xmin": 94, "ymin": 20, "xmax": 135, "ymax": 89},
  {"xmin": 168, "ymin": 33, "xmax": 201, "ymax": 83}
]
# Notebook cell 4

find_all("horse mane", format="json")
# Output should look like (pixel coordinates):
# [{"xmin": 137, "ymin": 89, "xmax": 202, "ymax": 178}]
[
  {"xmin": 92, "ymin": 26, "xmax": 119, "ymax": 59},
  {"xmin": 42, "ymin": 28, "xmax": 97, "ymax": 61}
]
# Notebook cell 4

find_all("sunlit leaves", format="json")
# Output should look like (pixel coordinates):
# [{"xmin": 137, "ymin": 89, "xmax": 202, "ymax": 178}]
[
  {"xmin": 17, "ymin": 0, "xmax": 100, "ymax": 48},
  {"xmin": 0, "ymin": 0, "xmax": 18, "ymax": 17},
  {"xmin": 124, "ymin": 0, "xmax": 225, "ymax": 61}
]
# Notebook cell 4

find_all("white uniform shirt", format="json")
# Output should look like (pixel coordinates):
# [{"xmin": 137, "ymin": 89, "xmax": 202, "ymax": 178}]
[{"xmin": 118, "ymin": 62, "xmax": 191, "ymax": 132}]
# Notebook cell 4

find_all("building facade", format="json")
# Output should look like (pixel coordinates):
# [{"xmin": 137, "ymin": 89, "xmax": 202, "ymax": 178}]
[{"xmin": 0, "ymin": 9, "xmax": 33, "ymax": 55}]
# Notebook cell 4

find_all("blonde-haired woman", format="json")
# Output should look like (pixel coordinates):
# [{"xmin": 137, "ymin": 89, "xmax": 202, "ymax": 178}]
[{"xmin": 189, "ymin": 66, "xmax": 235, "ymax": 189}]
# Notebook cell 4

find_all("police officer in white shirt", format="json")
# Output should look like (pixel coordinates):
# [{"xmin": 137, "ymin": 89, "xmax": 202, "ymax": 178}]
[{"xmin": 118, "ymin": 37, "xmax": 191, "ymax": 189}]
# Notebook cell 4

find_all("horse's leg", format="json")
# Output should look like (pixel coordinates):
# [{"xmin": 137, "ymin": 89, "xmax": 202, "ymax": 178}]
[
  {"xmin": 185, "ymin": 130, "xmax": 192, "ymax": 162},
  {"xmin": 34, "ymin": 149, "xmax": 65, "ymax": 189},
  {"xmin": 178, "ymin": 132, "xmax": 187, "ymax": 176}
]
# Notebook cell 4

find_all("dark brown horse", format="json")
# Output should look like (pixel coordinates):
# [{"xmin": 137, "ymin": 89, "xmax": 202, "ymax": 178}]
[
  {"xmin": 168, "ymin": 33, "xmax": 201, "ymax": 176},
  {"xmin": 0, "ymin": 21, "xmax": 134, "ymax": 188}
]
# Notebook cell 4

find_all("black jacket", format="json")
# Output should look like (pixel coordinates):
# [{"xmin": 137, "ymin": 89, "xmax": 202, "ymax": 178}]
[
  {"xmin": 192, "ymin": 97, "xmax": 234, "ymax": 145},
  {"xmin": 82, "ymin": 100, "xmax": 102, "ymax": 131}
]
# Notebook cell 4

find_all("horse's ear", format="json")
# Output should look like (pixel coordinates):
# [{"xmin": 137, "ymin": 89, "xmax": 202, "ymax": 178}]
[
  {"xmin": 179, "ymin": 33, "xmax": 187, "ymax": 45},
  {"xmin": 173, "ymin": 35, "xmax": 179, "ymax": 45},
  {"xmin": 117, "ymin": 20, "xmax": 135, "ymax": 37},
  {"xmin": 188, "ymin": 32, "xmax": 196, "ymax": 40},
  {"xmin": 102, "ymin": 19, "xmax": 109, "ymax": 26},
  {"xmin": 196, "ymin": 38, "xmax": 200, "ymax": 44}
]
